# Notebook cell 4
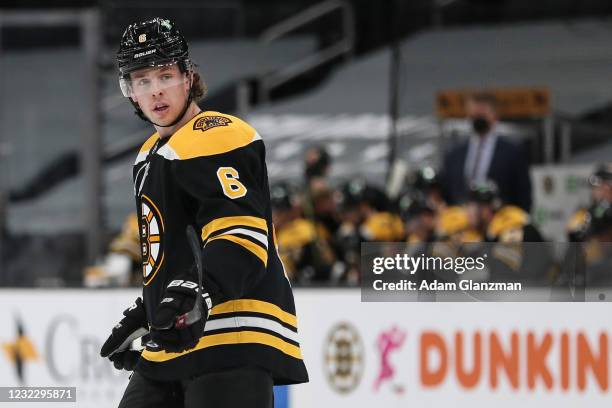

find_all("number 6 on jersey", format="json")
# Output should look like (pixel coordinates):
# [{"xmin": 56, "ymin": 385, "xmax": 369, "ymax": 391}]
[{"xmin": 217, "ymin": 166, "xmax": 247, "ymax": 199}]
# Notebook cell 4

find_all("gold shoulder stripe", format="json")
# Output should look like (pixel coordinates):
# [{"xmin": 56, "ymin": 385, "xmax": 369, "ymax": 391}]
[
  {"xmin": 208, "ymin": 234, "xmax": 268, "ymax": 266},
  {"xmin": 140, "ymin": 133, "xmax": 159, "ymax": 153},
  {"xmin": 141, "ymin": 330, "xmax": 302, "ymax": 362},
  {"xmin": 167, "ymin": 111, "xmax": 259, "ymax": 160},
  {"xmin": 201, "ymin": 216, "xmax": 268, "ymax": 242},
  {"xmin": 210, "ymin": 299, "xmax": 297, "ymax": 328}
]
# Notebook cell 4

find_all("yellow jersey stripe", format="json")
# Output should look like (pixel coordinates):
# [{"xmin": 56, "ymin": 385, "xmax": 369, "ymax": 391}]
[
  {"xmin": 207, "ymin": 234, "xmax": 268, "ymax": 266},
  {"xmin": 210, "ymin": 299, "xmax": 297, "ymax": 328},
  {"xmin": 201, "ymin": 216, "xmax": 268, "ymax": 242},
  {"xmin": 141, "ymin": 331, "xmax": 302, "ymax": 362}
]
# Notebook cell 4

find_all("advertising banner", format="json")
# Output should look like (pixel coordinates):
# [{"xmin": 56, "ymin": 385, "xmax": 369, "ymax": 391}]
[
  {"xmin": 292, "ymin": 289, "xmax": 612, "ymax": 407},
  {"xmin": 531, "ymin": 164, "xmax": 594, "ymax": 240},
  {"xmin": 1, "ymin": 289, "xmax": 611, "ymax": 407},
  {"xmin": 0, "ymin": 290, "xmax": 135, "ymax": 408}
]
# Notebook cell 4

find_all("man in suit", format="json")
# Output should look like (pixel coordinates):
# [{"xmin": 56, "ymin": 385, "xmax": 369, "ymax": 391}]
[{"xmin": 441, "ymin": 93, "xmax": 532, "ymax": 212}]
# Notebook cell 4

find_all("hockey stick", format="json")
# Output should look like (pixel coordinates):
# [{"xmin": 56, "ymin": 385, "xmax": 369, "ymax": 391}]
[
  {"xmin": 151, "ymin": 224, "xmax": 204, "ymax": 330},
  {"xmin": 107, "ymin": 225, "xmax": 204, "ymax": 357},
  {"xmin": 106, "ymin": 327, "xmax": 149, "ymax": 358}
]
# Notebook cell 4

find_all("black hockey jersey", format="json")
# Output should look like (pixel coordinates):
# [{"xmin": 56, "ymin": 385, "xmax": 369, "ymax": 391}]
[{"xmin": 132, "ymin": 111, "xmax": 308, "ymax": 384}]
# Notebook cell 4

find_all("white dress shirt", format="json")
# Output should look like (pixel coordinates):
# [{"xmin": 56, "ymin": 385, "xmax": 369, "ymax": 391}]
[{"xmin": 464, "ymin": 130, "xmax": 498, "ymax": 185}]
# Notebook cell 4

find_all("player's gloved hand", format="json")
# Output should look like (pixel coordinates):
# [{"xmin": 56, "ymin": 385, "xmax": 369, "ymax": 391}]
[
  {"xmin": 100, "ymin": 297, "xmax": 149, "ymax": 371},
  {"xmin": 150, "ymin": 277, "xmax": 212, "ymax": 353},
  {"xmin": 109, "ymin": 349, "xmax": 141, "ymax": 371}
]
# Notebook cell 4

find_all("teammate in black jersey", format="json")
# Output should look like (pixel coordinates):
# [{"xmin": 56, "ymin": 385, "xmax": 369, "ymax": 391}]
[{"xmin": 100, "ymin": 17, "xmax": 308, "ymax": 408}]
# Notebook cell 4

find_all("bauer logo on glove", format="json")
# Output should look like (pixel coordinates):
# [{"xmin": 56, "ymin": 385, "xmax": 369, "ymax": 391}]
[{"xmin": 150, "ymin": 277, "xmax": 212, "ymax": 352}]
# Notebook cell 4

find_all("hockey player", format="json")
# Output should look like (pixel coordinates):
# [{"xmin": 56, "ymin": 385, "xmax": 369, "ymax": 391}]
[
  {"xmin": 271, "ymin": 182, "xmax": 338, "ymax": 283},
  {"xmin": 566, "ymin": 163, "xmax": 612, "ymax": 242},
  {"xmin": 337, "ymin": 178, "xmax": 404, "ymax": 242},
  {"xmin": 412, "ymin": 166, "xmax": 446, "ymax": 211},
  {"xmin": 466, "ymin": 181, "xmax": 543, "ymax": 243},
  {"xmin": 397, "ymin": 192, "xmax": 436, "ymax": 244},
  {"xmin": 99, "ymin": 18, "xmax": 308, "ymax": 407},
  {"xmin": 333, "ymin": 179, "xmax": 404, "ymax": 283},
  {"xmin": 583, "ymin": 200, "xmax": 612, "ymax": 286},
  {"xmin": 466, "ymin": 181, "xmax": 553, "ymax": 284}
]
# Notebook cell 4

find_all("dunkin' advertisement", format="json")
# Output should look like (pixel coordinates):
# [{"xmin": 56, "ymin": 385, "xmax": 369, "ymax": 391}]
[{"xmin": 293, "ymin": 289, "xmax": 611, "ymax": 407}]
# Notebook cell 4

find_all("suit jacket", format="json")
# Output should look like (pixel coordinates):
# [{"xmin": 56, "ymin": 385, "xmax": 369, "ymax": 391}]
[{"xmin": 441, "ymin": 136, "xmax": 532, "ymax": 211}]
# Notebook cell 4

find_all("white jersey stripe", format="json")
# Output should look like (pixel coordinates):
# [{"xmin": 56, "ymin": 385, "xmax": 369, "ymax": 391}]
[
  {"xmin": 134, "ymin": 150, "xmax": 149, "ymax": 165},
  {"xmin": 156, "ymin": 144, "xmax": 180, "ymax": 160},
  {"xmin": 205, "ymin": 316, "xmax": 299, "ymax": 343},
  {"xmin": 218, "ymin": 228, "xmax": 268, "ymax": 248}
]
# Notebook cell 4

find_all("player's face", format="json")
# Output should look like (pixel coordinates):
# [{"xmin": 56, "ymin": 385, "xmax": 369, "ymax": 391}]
[
  {"xmin": 592, "ymin": 182, "xmax": 612, "ymax": 202},
  {"xmin": 129, "ymin": 64, "xmax": 190, "ymax": 126},
  {"xmin": 466, "ymin": 100, "xmax": 497, "ymax": 124}
]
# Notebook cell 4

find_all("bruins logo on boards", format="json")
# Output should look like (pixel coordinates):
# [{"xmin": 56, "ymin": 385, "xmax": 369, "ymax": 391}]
[
  {"xmin": 324, "ymin": 322, "xmax": 364, "ymax": 394},
  {"xmin": 193, "ymin": 116, "xmax": 232, "ymax": 132},
  {"xmin": 140, "ymin": 195, "xmax": 165, "ymax": 285}
]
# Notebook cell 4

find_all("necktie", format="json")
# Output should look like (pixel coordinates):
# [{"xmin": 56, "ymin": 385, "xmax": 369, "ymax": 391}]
[{"xmin": 470, "ymin": 138, "xmax": 485, "ymax": 182}]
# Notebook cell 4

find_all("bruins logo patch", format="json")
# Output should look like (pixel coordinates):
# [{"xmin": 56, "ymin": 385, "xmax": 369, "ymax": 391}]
[
  {"xmin": 140, "ymin": 194, "xmax": 165, "ymax": 285},
  {"xmin": 193, "ymin": 116, "xmax": 232, "ymax": 132}
]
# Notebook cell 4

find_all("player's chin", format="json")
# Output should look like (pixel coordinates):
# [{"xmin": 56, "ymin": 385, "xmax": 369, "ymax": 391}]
[{"xmin": 147, "ymin": 108, "xmax": 175, "ymax": 125}]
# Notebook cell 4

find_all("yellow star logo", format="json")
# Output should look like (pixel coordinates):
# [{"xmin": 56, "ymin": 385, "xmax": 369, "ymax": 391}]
[{"xmin": 2, "ymin": 335, "xmax": 39, "ymax": 363}]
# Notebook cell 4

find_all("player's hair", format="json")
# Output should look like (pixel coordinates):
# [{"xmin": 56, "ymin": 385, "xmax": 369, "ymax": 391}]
[{"xmin": 192, "ymin": 71, "xmax": 207, "ymax": 102}]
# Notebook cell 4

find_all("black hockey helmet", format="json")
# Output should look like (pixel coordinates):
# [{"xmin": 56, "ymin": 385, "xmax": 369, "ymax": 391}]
[
  {"xmin": 589, "ymin": 163, "xmax": 612, "ymax": 187},
  {"xmin": 340, "ymin": 178, "xmax": 367, "ymax": 209},
  {"xmin": 413, "ymin": 166, "xmax": 440, "ymax": 192},
  {"xmin": 117, "ymin": 17, "xmax": 189, "ymax": 79},
  {"xmin": 468, "ymin": 180, "xmax": 501, "ymax": 206},
  {"xmin": 398, "ymin": 192, "xmax": 435, "ymax": 220},
  {"xmin": 270, "ymin": 182, "xmax": 296, "ymax": 211},
  {"xmin": 340, "ymin": 179, "xmax": 389, "ymax": 211},
  {"xmin": 117, "ymin": 17, "xmax": 195, "ymax": 127}
]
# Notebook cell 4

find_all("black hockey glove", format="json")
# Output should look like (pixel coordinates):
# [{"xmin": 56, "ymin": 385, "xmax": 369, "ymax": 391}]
[
  {"xmin": 150, "ymin": 277, "xmax": 212, "ymax": 353},
  {"xmin": 100, "ymin": 297, "xmax": 149, "ymax": 371}
]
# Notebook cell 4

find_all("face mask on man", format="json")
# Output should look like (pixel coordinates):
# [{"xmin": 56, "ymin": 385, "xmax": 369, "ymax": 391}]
[{"xmin": 471, "ymin": 116, "xmax": 491, "ymax": 136}]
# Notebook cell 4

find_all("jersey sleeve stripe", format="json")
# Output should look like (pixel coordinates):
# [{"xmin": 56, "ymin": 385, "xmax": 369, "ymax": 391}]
[
  {"xmin": 210, "ymin": 299, "xmax": 297, "ymax": 328},
  {"xmin": 217, "ymin": 228, "xmax": 268, "ymax": 248},
  {"xmin": 201, "ymin": 216, "xmax": 268, "ymax": 242},
  {"xmin": 207, "ymin": 234, "xmax": 268, "ymax": 266}
]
